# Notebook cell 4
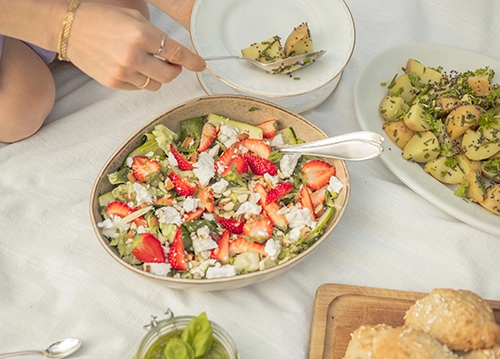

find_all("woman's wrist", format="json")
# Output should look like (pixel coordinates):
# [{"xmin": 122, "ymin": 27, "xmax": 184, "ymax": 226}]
[
  {"xmin": 0, "ymin": 0, "xmax": 69, "ymax": 51},
  {"xmin": 57, "ymin": 0, "xmax": 81, "ymax": 61}
]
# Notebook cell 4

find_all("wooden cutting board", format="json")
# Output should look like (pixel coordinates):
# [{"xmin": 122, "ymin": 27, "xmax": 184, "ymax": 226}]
[{"xmin": 308, "ymin": 283, "xmax": 500, "ymax": 359}]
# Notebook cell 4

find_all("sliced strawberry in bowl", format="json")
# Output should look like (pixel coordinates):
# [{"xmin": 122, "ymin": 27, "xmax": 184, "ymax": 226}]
[
  {"xmin": 242, "ymin": 216, "xmax": 273, "ymax": 242},
  {"xmin": 198, "ymin": 122, "xmax": 217, "ymax": 152},
  {"xmin": 131, "ymin": 156, "xmax": 160, "ymax": 183},
  {"xmin": 210, "ymin": 229, "xmax": 230, "ymax": 263},
  {"xmin": 168, "ymin": 171, "xmax": 197, "ymax": 196},
  {"xmin": 169, "ymin": 144, "xmax": 193, "ymax": 171},
  {"xmin": 106, "ymin": 201, "xmax": 148, "ymax": 227},
  {"xmin": 301, "ymin": 159, "xmax": 336, "ymax": 190},
  {"xmin": 300, "ymin": 185, "xmax": 316, "ymax": 221},
  {"xmin": 256, "ymin": 119, "xmax": 278, "ymax": 139},
  {"xmin": 167, "ymin": 227, "xmax": 189, "ymax": 271},
  {"xmin": 106, "ymin": 201, "xmax": 132, "ymax": 218},
  {"xmin": 229, "ymin": 237, "xmax": 266, "ymax": 257},
  {"xmin": 265, "ymin": 182, "xmax": 294, "ymax": 205},
  {"xmin": 196, "ymin": 186, "xmax": 215, "ymax": 213},
  {"xmin": 241, "ymin": 138, "xmax": 272, "ymax": 159},
  {"xmin": 132, "ymin": 233, "xmax": 166, "ymax": 263},
  {"xmin": 221, "ymin": 154, "xmax": 248, "ymax": 176},
  {"xmin": 215, "ymin": 216, "xmax": 245, "ymax": 234},
  {"xmin": 244, "ymin": 153, "xmax": 278, "ymax": 176}
]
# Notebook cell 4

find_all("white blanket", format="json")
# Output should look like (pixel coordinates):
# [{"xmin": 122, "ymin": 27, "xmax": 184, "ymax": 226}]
[{"xmin": 1, "ymin": 1, "xmax": 499, "ymax": 358}]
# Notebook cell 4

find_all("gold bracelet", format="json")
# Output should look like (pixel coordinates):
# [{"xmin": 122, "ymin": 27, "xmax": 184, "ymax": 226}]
[{"xmin": 57, "ymin": 0, "xmax": 81, "ymax": 61}]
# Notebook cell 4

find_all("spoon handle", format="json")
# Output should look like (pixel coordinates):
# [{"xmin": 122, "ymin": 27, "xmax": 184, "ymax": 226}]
[
  {"xmin": 0, "ymin": 350, "xmax": 43, "ymax": 358},
  {"xmin": 273, "ymin": 131, "xmax": 384, "ymax": 161}
]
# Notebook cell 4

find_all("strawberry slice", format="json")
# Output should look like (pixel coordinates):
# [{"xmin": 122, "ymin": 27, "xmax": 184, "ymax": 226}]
[
  {"xmin": 263, "ymin": 201, "xmax": 288, "ymax": 228},
  {"xmin": 196, "ymin": 186, "xmax": 214, "ymax": 213},
  {"xmin": 105, "ymin": 201, "xmax": 148, "ymax": 227},
  {"xmin": 184, "ymin": 207, "xmax": 204, "ymax": 222},
  {"xmin": 300, "ymin": 186, "xmax": 316, "ymax": 221},
  {"xmin": 256, "ymin": 119, "xmax": 278, "ymax": 139},
  {"xmin": 106, "ymin": 201, "xmax": 132, "ymax": 218},
  {"xmin": 215, "ymin": 216, "xmax": 245, "ymax": 234},
  {"xmin": 132, "ymin": 233, "xmax": 165, "ymax": 263},
  {"xmin": 229, "ymin": 237, "xmax": 267, "ymax": 256},
  {"xmin": 265, "ymin": 182, "xmax": 294, "ymax": 205},
  {"xmin": 221, "ymin": 154, "xmax": 248, "ymax": 176},
  {"xmin": 241, "ymin": 138, "xmax": 272, "ymax": 159},
  {"xmin": 214, "ymin": 146, "xmax": 235, "ymax": 173},
  {"xmin": 169, "ymin": 144, "xmax": 193, "ymax": 171},
  {"xmin": 167, "ymin": 227, "xmax": 189, "ymax": 270},
  {"xmin": 168, "ymin": 172, "xmax": 197, "ymax": 196},
  {"xmin": 242, "ymin": 216, "xmax": 273, "ymax": 241},
  {"xmin": 244, "ymin": 153, "xmax": 278, "ymax": 176},
  {"xmin": 210, "ymin": 229, "xmax": 230, "ymax": 263},
  {"xmin": 131, "ymin": 156, "xmax": 160, "ymax": 183},
  {"xmin": 301, "ymin": 159, "xmax": 336, "ymax": 190},
  {"xmin": 254, "ymin": 182, "xmax": 287, "ymax": 227},
  {"xmin": 311, "ymin": 187, "xmax": 327, "ymax": 207},
  {"xmin": 198, "ymin": 122, "xmax": 217, "ymax": 152}
]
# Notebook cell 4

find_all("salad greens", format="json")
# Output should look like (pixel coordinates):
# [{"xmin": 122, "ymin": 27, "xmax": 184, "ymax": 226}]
[{"xmin": 97, "ymin": 113, "xmax": 344, "ymax": 279}]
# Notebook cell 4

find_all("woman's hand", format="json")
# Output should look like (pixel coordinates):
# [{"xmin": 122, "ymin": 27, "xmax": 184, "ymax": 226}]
[{"xmin": 66, "ymin": 2, "xmax": 205, "ymax": 91}]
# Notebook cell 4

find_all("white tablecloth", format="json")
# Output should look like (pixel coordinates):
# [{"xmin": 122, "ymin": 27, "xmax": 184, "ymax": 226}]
[{"xmin": 1, "ymin": 1, "xmax": 500, "ymax": 358}]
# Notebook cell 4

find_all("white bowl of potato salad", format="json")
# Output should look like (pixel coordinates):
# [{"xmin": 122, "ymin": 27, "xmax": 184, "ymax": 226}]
[{"xmin": 90, "ymin": 95, "xmax": 350, "ymax": 291}]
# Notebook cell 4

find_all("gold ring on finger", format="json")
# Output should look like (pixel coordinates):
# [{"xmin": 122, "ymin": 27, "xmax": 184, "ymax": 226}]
[{"xmin": 137, "ymin": 77, "xmax": 150, "ymax": 89}]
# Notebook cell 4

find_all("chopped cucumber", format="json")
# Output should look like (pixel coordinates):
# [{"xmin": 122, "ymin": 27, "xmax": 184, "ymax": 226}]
[
  {"xmin": 277, "ymin": 127, "xmax": 298, "ymax": 145},
  {"xmin": 207, "ymin": 113, "xmax": 263, "ymax": 139},
  {"xmin": 98, "ymin": 191, "xmax": 116, "ymax": 208}
]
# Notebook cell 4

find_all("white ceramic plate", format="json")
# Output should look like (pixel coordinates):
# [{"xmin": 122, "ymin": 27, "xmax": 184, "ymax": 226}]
[
  {"xmin": 190, "ymin": 0, "xmax": 355, "ymax": 98},
  {"xmin": 195, "ymin": 70, "xmax": 343, "ymax": 114},
  {"xmin": 354, "ymin": 43, "xmax": 500, "ymax": 237}
]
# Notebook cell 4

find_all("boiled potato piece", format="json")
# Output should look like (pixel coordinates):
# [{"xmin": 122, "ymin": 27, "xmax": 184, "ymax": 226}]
[
  {"xmin": 383, "ymin": 119, "xmax": 415, "ymax": 150},
  {"xmin": 402, "ymin": 131, "xmax": 441, "ymax": 163},
  {"xmin": 479, "ymin": 184, "xmax": 500, "ymax": 215},
  {"xmin": 241, "ymin": 36, "xmax": 285, "ymax": 63},
  {"xmin": 379, "ymin": 96, "xmax": 409, "ymax": 121},
  {"xmin": 445, "ymin": 104, "xmax": 481, "ymax": 140},
  {"xmin": 467, "ymin": 74, "xmax": 490, "ymax": 96},
  {"xmin": 456, "ymin": 153, "xmax": 482, "ymax": 176},
  {"xmin": 284, "ymin": 22, "xmax": 313, "ymax": 57},
  {"xmin": 435, "ymin": 96, "xmax": 461, "ymax": 115},
  {"xmin": 406, "ymin": 59, "xmax": 443, "ymax": 85},
  {"xmin": 482, "ymin": 158, "xmax": 500, "ymax": 182},
  {"xmin": 403, "ymin": 104, "xmax": 429, "ymax": 132},
  {"xmin": 462, "ymin": 170, "xmax": 486, "ymax": 203},
  {"xmin": 462, "ymin": 128, "xmax": 500, "ymax": 161},
  {"xmin": 389, "ymin": 74, "xmax": 416, "ymax": 103},
  {"xmin": 424, "ymin": 156, "xmax": 464, "ymax": 184}
]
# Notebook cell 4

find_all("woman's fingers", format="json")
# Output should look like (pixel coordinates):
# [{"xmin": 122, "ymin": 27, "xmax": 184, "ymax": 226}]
[{"xmin": 66, "ymin": 3, "xmax": 205, "ymax": 91}]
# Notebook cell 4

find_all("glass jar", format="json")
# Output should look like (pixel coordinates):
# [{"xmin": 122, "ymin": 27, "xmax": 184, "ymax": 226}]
[{"xmin": 134, "ymin": 309, "xmax": 239, "ymax": 359}]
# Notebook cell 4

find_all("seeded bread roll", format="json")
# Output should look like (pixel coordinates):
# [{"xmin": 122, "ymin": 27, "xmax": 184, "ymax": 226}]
[
  {"xmin": 343, "ymin": 324, "xmax": 457, "ymax": 359},
  {"xmin": 404, "ymin": 288, "xmax": 500, "ymax": 351},
  {"xmin": 459, "ymin": 344, "xmax": 500, "ymax": 359}
]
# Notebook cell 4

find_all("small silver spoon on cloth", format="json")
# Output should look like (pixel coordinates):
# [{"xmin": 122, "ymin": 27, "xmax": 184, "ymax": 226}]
[
  {"xmin": 204, "ymin": 50, "xmax": 326, "ymax": 74},
  {"xmin": 0, "ymin": 338, "xmax": 82, "ymax": 358},
  {"xmin": 272, "ymin": 131, "xmax": 384, "ymax": 161}
]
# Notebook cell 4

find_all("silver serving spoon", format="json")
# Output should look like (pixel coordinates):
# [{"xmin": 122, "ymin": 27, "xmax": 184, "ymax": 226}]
[
  {"xmin": 204, "ymin": 50, "xmax": 326, "ymax": 74},
  {"xmin": 272, "ymin": 131, "xmax": 384, "ymax": 161},
  {"xmin": 0, "ymin": 338, "xmax": 81, "ymax": 359}
]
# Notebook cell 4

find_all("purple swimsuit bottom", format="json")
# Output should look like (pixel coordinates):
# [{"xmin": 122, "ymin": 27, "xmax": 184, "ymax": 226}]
[{"xmin": 0, "ymin": 35, "xmax": 57, "ymax": 64}]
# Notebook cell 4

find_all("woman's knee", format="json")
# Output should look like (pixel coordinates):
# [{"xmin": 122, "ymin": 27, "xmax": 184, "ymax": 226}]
[{"xmin": 0, "ymin": 37, "xmax": 55, "ymax": 143}]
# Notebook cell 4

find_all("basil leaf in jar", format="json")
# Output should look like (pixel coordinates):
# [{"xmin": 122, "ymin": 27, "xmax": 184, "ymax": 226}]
[
  {"xmin": 181, "ymin": 312, "xmax": 213, "ymax": 358},
  {"xmin": 163, "ymin": 337, "xmax": 194, "ymax": 359}
]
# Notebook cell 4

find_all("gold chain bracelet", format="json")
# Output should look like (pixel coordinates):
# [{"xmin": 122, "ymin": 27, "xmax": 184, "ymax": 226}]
[{"xmin": 57, "ymin": 0, "xmax": 81, "ymax": 61}]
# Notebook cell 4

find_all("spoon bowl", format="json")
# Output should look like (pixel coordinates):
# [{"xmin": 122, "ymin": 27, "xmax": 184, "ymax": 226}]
[
  {"xmin": 204, "ymin": 50, "xmax": 326, "ymax": 74},
  {"xmin": 0, "ymin": 338, "xmax": 81, "ymax": 359}
]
